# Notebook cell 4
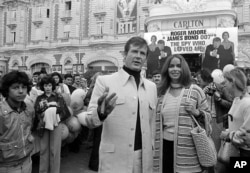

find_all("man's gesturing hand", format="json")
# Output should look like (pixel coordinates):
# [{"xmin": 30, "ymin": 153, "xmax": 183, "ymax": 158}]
[{"xmin": 97, "ymin": 87, "xmax": 118, "ymax": 121}]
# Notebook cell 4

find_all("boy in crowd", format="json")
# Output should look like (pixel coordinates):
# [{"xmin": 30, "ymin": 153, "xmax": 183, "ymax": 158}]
[
  {"xmin": 32, "ymin": 71, "xmax": 40, "ymax": 86},
  {"xmin": 72, "ymin": 74, "xmax": 82, "ymax": 89},
  {"xmin": 64, "ymin": 74, "xmax": 76, "ymax": 94},
  {"xmin": 152, "ymin": 70, "xmax": 161, "ymax": 86},
  {"xmin": 0, "ymin": 71, "xmax": 34, "ymax": 173}
]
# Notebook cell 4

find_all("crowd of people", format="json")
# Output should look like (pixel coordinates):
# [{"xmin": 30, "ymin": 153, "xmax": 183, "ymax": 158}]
[
  {"xmin": 0, "ymin": 36, "xmax": 250, "ymax": 173},
  {"xmin": 0, "ymin": 67, "xmax": 95, "ymax": 173}
]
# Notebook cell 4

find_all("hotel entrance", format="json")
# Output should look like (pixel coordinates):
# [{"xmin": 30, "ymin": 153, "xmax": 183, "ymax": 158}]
[{"xmin": 182, "ymin": 54, "xmax": 202, "ymax": 73}]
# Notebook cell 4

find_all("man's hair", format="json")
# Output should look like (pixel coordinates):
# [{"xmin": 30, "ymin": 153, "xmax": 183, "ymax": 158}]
[
  {"xmin": 74, "ymin": 74, "xmax": 80, "ymax": 79},
  {"xmin": 157, "ymin": 39, "xmax": 165, "ymax": 45},
  {"xmin": 33, "ymin": 71, "xmax": 41, "ymax": 76},
  {"xmin": 213, "ymin": 37, "xmax": 221, "ymax": 43},
  {"xmin": 124, "ymin": 36, "xmax": 149, "ymax": 56},
  {"xmin": 0, "ymin": 71, "xmax": 32, "ymax": 98},
  {"xmin": 245, "ymin": 68, "xmax": 250, "ymax": 75},
  {"xmin": 152, "ymin": 70, "xmax": 161, "ymax": 76},
  {"xmin": 198, "ymin": 68, "xmax": 213, "ymax": 83},
  {"xmin": 39, "ymin": 75, "xmax": 56, "ymax": 91},
  {"xmin": 64, "ymin": 73, "xmax": 73, "ymax": 79},
  {"xmin": 51, "ymin": 72, "xmax": 63, "ymax": 83}
]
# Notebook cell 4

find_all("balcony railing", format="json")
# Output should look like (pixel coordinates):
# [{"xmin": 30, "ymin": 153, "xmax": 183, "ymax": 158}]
[
  {"xmin": 27, "ymin": 40, "xmax": 51, "ymax": 48},
  {"xmin": 57, "ymin": 37, "xmax": 80, "ymax": 45},
  {"xmin": 2, "ymin": 42, "xmax": 25, "ymax": 49},
  {"xmin": 32, "ymin": 15, "xmax": 43, "ymax": 27},
  {"xmin": 88, "ymin": 34, "xmax": 119, "ymax": 45},
  {"xmin": 3, "ymin": 0, "xmax": 30, "ymax": 4},
  {"xmin": 61, "ymin": 10, "xmax": 72, "ymax": 23},
  {"xmin": 93, "ymin": 11, "xmax": 106, "ymax": 18},
  {"xmin": 7, "ymin": 18, "xmax": 17, "ymax": 29},
  {"xmin": 5, "ymin": 42, "xmax": 14, "ymax": 47},
  {"xmin": 26, "ymin": 38, "xmax": 86, "ymax": 49}
]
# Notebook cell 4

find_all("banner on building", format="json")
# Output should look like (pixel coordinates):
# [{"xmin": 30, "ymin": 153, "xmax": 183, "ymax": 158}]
[
  {"xmin": 144, "ymin": 27, "xmax": 238, "ymax": 56},
  {"xmin": 116, "ymin": 0, "xmax": 137, "ymax": 35},
  {"xmin": 52, "ymin": 65, "xmax": 62, "ymax": 74}
]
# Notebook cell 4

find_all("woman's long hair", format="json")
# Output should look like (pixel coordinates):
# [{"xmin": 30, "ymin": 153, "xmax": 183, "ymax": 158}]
[
  {"xmin": 158, "ymin": 54, "xmax": 192, "ymax": 96},
  {"xmin": 51, "ymin": 72, "xmax": 63, "ymax": 85}
]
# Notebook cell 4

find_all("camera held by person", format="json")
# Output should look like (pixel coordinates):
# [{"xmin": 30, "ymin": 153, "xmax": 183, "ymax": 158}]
[{"xmin": 204, "ymin": 82, "xmax": 217, "ymax": 96}]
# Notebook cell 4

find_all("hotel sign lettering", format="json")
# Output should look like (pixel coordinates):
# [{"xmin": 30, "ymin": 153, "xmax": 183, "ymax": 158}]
[{"xmin": 173, "ymin": 19, "xmax": 204, "ymax": 29}]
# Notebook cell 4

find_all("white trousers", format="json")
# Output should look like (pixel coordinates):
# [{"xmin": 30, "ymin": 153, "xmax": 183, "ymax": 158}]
[{"xmin": 133, "ymin": 150, "xmax": 142, "ymax": 173}]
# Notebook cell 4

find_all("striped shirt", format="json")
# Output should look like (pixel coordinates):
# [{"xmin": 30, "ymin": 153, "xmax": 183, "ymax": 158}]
[
  {"xmin": 162, "ymin": 93, "xmax": 179, "ymax": 141},
  {"xmin": 153, "ymin": 85, "xmax": 212, "ymax": 173}
]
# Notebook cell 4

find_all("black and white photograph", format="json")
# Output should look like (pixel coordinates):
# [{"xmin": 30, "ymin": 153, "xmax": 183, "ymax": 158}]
[{"xmin": 0, "ymin": 1, "xmax": 250, "ymax": 173}]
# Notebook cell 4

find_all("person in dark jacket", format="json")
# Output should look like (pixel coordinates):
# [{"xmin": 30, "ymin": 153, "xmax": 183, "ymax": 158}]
[
  {"xmin": 86, "ymin": 72, "xmax": 103, "ymax": 171},
  {"xmin": 0, "ymin": 71, "xmax": 34, "ymax": 173},
  {"xmin": 64, "ymin": 74, "xmax": 76, "ymax": 94},
  {"xmin": 34, "ymin": 76, "xmax": 70, "ymax": 173},
  {"xmin": 157, "ymin": 39, "xmax": 172, "ymax": 71},
  {"xmin": 202, "ymin": 37, "xmax": 223, "ymax": 72},
  {"xmin": 198, "ymin": 69, "xmax": 233, "ymax": 173}
]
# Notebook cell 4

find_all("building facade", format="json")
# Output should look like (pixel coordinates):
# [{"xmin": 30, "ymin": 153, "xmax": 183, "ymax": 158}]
[
  {"xmin": 0, "ymin": 0, "xmax": 148, "ymax": 74},
  {"xmin": 0, "ymin": 0, "xmax": 249, "ymax": 75}
]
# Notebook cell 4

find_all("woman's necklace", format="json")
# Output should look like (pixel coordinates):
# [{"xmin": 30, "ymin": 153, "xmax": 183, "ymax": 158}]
[
  {"xmin": 170, "ymin": 83, "xmax": 182, "ymax": 89},
  {"xmin": 169, "ymin": 83, "xmax": 183, "ymax": 97}
]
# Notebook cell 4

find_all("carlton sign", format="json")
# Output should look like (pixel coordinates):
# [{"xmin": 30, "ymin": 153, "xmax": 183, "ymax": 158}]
[{"xmin": 173, "ymin": 19, "xmax": 204, "ymax": 29}]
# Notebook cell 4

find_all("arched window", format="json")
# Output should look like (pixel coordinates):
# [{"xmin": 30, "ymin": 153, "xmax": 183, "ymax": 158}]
[
  {"xmin": 65, "ymin": 59, "xmax": 72, "ymax": 66},
  {"xmin": 13, "ymin": 62, "xmax": 18, "ymax": 67},
  {"xmin": 31, "ymin": 63, "xmax": 50, "ymax": 74},
  {"xmin": 64, "ymin": 58, "xmax": 73, "ymax": 74},
  {"xmin": 12, "ymin": 60, "xmax": 19, "ymax": 70}
]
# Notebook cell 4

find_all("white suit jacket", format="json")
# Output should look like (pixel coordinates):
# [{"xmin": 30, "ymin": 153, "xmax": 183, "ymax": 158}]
[{"xmin": 79, "ymin": 69, "xmax": 157, "ymax": 173}]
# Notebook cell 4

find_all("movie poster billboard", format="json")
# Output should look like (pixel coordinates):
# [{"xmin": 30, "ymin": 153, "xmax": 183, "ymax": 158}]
[
  {"xmin": 144, "ymin": 27, "xmax": 238, "ymax": 76},
  {"xmin": 144, "ymin": 27, "xmax": 238, "ymax": 56},
  {"xmin": 117, "ymin": 0, "xmax": 137, "ymax": 35}
]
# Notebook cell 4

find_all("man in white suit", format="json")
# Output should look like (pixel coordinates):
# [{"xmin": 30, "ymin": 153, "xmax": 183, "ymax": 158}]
[{"xmin": 78, "ymin": 37, "xmax": 157, "ymax": 173}]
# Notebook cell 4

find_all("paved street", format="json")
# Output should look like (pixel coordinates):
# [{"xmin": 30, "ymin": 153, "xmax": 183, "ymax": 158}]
[{"xmin": 32, "ymin": 142, "xmax": 97, "ymax": 173}]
